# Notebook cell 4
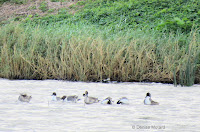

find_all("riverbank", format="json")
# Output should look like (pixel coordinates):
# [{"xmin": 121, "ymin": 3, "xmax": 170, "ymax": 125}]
[
  {"xmin": 0, "ymin": 23, "xmax": 199, "ymax": 85},
  {"xmin": 0, "ymin": 0, "xmax": 200, "ymax": 86}
]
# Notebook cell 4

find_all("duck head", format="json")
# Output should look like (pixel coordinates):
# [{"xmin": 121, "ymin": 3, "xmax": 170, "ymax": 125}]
[
  {"xmin": 52, "ymin": 92, "xmax": 56, "ymax": 96},
  {"xmin": 83, "ymin": 91, "xmax": 88, "ymax": 97},
  {"xmin": 146, "ymin": 92, "xmax": 151, "ymax": 97},
  {"xmin": 61, "ymin": 96, "xmax": 67, "ymax": 100},
  {"xmin": 107, "ymin": 97, "xmax": 112, "ymax": 104}
]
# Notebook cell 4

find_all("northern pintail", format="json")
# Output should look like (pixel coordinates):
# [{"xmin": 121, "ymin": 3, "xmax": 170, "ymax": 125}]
[
  {"xmin": 144, "ymin": 92, "xmax": 159, "ymax": 105},
  {"xmin": 83, "ymin": 91, "xmax": 99, "ymax": 104},
  {"xmin": 101, "ymin": 97, "xmax": 113, "ymax": 105},
  {"xmin": 61, "ymin": 95, "xmax": 80, "ymax": 103},
  {"xmin": 117, "ymin": 97, "xmax": 129, "ymax": 105},
  {"xmin": 18, "ymin": 93, "xmax": 32, "ymax": 103},
  {"xmin": 51, "ymin": 92, "xmax": 61, "ymax": 101},
  {"xmin": 102, "ymin": 78, "xmax": 111, "ymax": 83}
]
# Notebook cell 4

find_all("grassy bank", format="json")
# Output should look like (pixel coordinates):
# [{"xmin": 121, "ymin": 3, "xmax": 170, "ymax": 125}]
[
  {"xmin": 26, "ymin": 0, "xmax": 200, "ymax": 33},
  {"xmin": 0, "ymin": 0, "xmax": 200, "ymax": 86},
  {"xmin": 0, "ymin": 22, "xmax": 199, "ymax": 86}
]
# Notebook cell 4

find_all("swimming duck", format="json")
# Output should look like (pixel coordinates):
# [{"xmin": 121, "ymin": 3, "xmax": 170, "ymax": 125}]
[
  {"xmin": 144, "ymin": 92, "xmax": 159, "ymax": 105},
  {"xmin": 51, "ymin": 92, "xmax": 61, "ymax": 101},
  {"xmin": 83, "ymin": 91, "xmax": 99, "ymax": 104},
  {"xmin": 61, "ymin": 95, "xmax": 80, "ymax": 103},
  {"xmin": 117, "ymin": 97, "xmax": 129, "ymax": 105},
  {"xmin": 18, "ymin": 93, "xmax": 32, "ymax": 103},
  {"xmin": 101, "ymin": 97, "xmax": 113, "ymax": 105},
  {"xmin": 102, "ymin": 78, "xmax": 111, "ymax": 83}
]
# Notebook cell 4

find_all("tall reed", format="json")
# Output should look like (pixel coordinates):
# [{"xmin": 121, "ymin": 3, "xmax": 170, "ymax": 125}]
[{"xmin": 0, "ymin": 22, "xmax": 199, "ymax": 85}]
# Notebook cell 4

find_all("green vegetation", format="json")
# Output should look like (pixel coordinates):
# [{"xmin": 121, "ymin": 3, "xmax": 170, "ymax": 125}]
[
  {"xmin": 39, "ymin": 1, "xmax": 48, "ymax": 12},
  {"xmin": 0, "ymin": 0, "xmax": 200, "ymax": 86},
  {"xmin": 50, "ymin": 0, "xmax": 65, "ymax": 2},
  {"xmin": 28, "ymin": 0, "xmax": 200, "ymax": 33},
  {"xmin": 48, "ymin": 8, "xmax": 55, "ymax": 13},
  {"xmin": 0, "ymin": 0, "xmax": 28, "ymax": 4}
]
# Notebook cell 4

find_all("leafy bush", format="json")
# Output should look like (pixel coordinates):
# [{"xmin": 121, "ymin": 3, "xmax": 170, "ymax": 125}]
[
  {"xmin": 74, "ymin": 0, "xmax": 200, "ymax": 32},
  {"xmin": 157, "ymin": 17, "xmax": 193, "ymax": 32},
  {"xmin": 26, "ymin": 0, "xmax": 200, "ymax": 33}
]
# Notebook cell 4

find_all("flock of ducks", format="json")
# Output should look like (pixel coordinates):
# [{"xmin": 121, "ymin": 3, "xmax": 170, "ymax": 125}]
[{"xmin": 18, "ymin": 91, "xmax": 159, "ymax": 105}]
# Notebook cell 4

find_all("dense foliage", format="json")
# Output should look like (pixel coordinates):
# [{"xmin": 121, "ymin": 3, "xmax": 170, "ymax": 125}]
[
  {"xmin": 0, "ymin": 0, "xmax": 200, "ymax": 85},
  {"xmin": 26, "ymin": 0, "xmax": 200, "ymax": 33}
]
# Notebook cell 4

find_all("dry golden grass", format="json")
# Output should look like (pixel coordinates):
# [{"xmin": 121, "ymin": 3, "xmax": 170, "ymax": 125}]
[{"xmin": 0, "ymin": 23, "xmax": 199, "ymax": 85}]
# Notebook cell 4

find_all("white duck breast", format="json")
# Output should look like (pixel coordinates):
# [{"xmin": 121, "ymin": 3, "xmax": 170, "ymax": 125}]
[
  {"xmin": 83, "ymin": 91, "xmax": 99, "ymax": 104},
  {"xmin": 144, "ymin": 96, "xmax": 151, "ymax": 105},
  {"xmin": 117, "ymin": 97, "xmax": 129, "ymax": 104},
  {"xmin": 102, "ymin": 78, "xmax": 111, "ymax": 83},
  {"xmin": 18, "ymin": 94, "xmax": 32, "ymax": 103},
  {"xmin": 144, "ymin": 92, "xmax": 159, "ymax": 105},
  {"xmin": 51, "ymin": 92, "xmax": 61, "ymax": 101}
]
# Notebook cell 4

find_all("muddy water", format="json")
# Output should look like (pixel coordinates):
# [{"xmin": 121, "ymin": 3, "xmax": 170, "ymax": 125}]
[{"xmin": 0, "ymin": 79, "xmax": 199, "ymax": 131}]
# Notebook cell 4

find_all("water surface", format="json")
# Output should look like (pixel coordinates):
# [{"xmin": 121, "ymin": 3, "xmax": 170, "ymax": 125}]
[{"xmin": 0, "ymin": 79, "xmax": 199, "ymax": 131}]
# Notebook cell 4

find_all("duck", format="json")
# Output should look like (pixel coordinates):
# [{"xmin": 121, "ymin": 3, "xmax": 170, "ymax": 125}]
[
  {"xmin": 117, "ymin": 97, "xmax": 129, "ymax": 105},
  {"xmin": 102, "ymin": 78, "xmax": 111, "ymax": 83},
  {"xmin": 144, "ymin": 92, "xmax": 159, "ymax": 105},
  {"xmin": 18, "ymin": 93, "xmax": 32, "ymax": 103},
  {"xmin": 83, "ymin": 91, "xmax": 99, "ymax": 104},
  {"xmin": 61, "ymin": 95, "xmax": 80, "ymax": 103},
  {"xmin": 51, "ymin": 92, "xmax": 61, "ymax": 101},
  {"xmin": 101, "ymin": 97, "xmax": 113, "ymax": 105}
]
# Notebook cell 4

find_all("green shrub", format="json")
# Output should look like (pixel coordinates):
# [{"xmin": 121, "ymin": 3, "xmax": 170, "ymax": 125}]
[
  {"xmin": 21, "ymin": 0, "xmax": 200, "ymax": 33},
  {"xmin": 74, "ymin": 0, "xmax": 200, "ymax": 32}
]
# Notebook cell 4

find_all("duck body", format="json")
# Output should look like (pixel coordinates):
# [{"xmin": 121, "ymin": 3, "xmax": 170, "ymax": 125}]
[
  {"xmin": 117, "ymin": 97, "xmax": 129, "ymax": 105},
  {"xmin": 102, "ymin": 78, "xmax": 111, "ymax": 83},
  {"xmin": 61, "ymin": 95, "xmax": 80, "ymax": 103},
  {"xmin": 51, "ymin": 92, "xmax": 61, "ymax": 101},
  {"xmin": 144, "ymin": 96, "xmax": 151, "ymax": 105},
  {"xmin": 18, "ymin": 94, "xmax": 32, "ymax": 103},
  {"xmin": 83, "ymin": 91, "xmax": 99, "ymax": 104},
  {"xmin": 144, "ymin": 92, "xmax": 159, "ymax": 105},
  {"xmin": 101, "ymin": 97, "xmax": 112, "ymax": 105}
]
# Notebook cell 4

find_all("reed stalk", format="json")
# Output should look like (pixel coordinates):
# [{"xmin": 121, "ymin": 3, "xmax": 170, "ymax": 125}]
[{"xmin": 0, "ymin": 22, "xmax": 199, "ymax": 85}]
